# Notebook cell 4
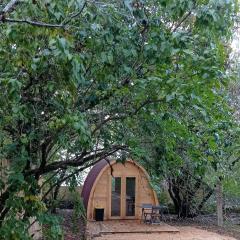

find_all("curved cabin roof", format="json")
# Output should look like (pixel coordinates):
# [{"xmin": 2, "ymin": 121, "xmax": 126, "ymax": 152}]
[{"xmin": 81, "ymin": 159, "xmax": 109, "ymax": 208}]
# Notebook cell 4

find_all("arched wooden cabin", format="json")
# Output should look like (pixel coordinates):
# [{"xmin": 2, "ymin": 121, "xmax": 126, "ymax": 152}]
[{"xmin": 81, "ymin": 159, "xmax": 158, "ymax": 220}]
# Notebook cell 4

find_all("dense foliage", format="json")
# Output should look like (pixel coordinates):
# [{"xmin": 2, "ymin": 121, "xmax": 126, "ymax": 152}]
[{"xmin": 0, "ymin": 0, "xmax": 238, "ymax": 238}]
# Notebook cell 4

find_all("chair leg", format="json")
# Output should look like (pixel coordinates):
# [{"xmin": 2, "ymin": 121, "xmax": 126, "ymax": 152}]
[{"xmin": 150, "ymin": 216, "xmax": 153, "ymax": 224}]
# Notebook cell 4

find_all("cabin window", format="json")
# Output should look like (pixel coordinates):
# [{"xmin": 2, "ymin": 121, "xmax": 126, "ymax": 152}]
[
  {"xmin": 126, "ymin": 177, "xmax": 136, "ymax": 216},
  {"xmin": 111, "ymin": 177, "xmax": 121, "ymax": 216}
]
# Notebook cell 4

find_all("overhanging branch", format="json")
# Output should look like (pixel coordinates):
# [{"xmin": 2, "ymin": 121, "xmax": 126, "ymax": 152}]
[
  {"xmin": 26, "ymin": 144, "xmax": 128, "ymax": 176},
  {"xmin": 0, "ymin": 0, "xmax": 87, "ymax": 29},
  {"xmin": 3, "ymin": 18, "xmax": 64, "ymax": 28},
  {"xmin": 92, "ymin": 98, "xmax": 163, "ymax": 134}
]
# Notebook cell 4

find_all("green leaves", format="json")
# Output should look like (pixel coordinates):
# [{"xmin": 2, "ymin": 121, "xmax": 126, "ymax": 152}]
[
  {"xmin": 0, "ymin": 0, "xmax": 238, "ymax": 237},
  {"xmin": 8, "ymin": 172, "xmax": 24, "ymax": 186},
  {"xmin": 38, "ymin": 213, "xmax": 63, "ymax": 240},
  {"xmin": 100, "ymin": 51, "xmax": 114, "ymax": 64}
]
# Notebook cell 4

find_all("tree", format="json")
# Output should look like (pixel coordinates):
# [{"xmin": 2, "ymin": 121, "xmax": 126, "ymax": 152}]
[{"xmin": 0, "ymin": 0, "xmax": 237, "ymax": 238}]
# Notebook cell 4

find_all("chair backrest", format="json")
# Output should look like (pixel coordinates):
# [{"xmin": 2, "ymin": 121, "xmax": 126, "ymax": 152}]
[
  {"xmin": 151, "ymin": 205, "xmax": 161, "ymax": 214},
  {"xmin": 142, "ymin": 203, "xmax": 152, "ymax": 209}
]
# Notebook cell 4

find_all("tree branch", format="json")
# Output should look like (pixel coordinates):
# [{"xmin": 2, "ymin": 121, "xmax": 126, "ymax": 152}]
[
  {"xmin": 172, "ymin": 10, "xmax": 192, "ymax": 32},
  {"xmin": 27, "ymin": 145, "xmax": 127, "ymax": 176},
  {"xmin": 1, "ymin": 0, "xmax": 18, "ymax": 14},
  {"xmin": 61, "ymin": 1, "xmax": 87, "ymax": 26},
  {"xmin": 41, "ymin": 154, "xmax": 122, "ymax": 200},
  {"xmin": 0, "ymin": 0, "xmax": 87, "ymax": 28},
  {"xmin": 171, "ymin": 1, "xmax": 197, "ymax": 33},
  {"xmin": 42, "ymin": 162, "xmax": 93, "ymax": 200},
  {"xmin": 3, "ymin": 18, "xmax": 64, "ymax": 28},
  {"xmin": 92, "ymin": 98, "xmax": 163, "ymax": 134}
]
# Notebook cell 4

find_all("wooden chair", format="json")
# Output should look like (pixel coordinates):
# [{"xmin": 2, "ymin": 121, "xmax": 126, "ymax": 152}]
[
  {"xmin": 142, "ymin": 204, "xmax": 169, "ymax": 224},
  {"xmin": 144, "ymin": 205, "xmax": 168, "ymax": 224},
  {"xmin": 149, "ymin": 206, "xmax": 161, "ymax": 224},
  {"xmin": 141, "ymin": 204, "xmax": 152, "ymax": 223}
]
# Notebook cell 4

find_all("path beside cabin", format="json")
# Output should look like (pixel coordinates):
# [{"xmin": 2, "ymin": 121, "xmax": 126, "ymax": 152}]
[{"xmin": 93, "ymin": 227, "xmax": 237, "ymax": 240}]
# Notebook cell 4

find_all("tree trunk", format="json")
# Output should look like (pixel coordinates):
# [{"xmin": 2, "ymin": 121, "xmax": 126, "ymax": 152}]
[
  {"xmin": 168, "ymin": 178, "xmax": 195, "ymax": 218},
  {"xmin": 168, "ymin": 176, "xmax": 214, "ymax": 218},
  {"xmin": 168, "ymin": 178, "xmax": 181, "ymax": 216},
  {"xmin": 197, "ymin": 188, "xmax": 214, "ymax": 212},
  {"xmin": 50, "ymin": 170, "xmax": 66, "ymax": 213},
  {"xmin": 216, "ymin": 179, "xmax": 223, "ymax": 227}
]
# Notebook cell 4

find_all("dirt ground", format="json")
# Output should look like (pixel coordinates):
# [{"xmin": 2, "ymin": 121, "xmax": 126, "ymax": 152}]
[
  {"xmin": 58, "ymin": 209, "xmax": 86, "ymax": 240},
  {"xmin": 57, "ymin": 210, "xmax": 240, "ymax": 240},
  {"xmin": 170, "ymin": 215, "xmax": 240, "ymax": 240},
  {"xmin": 94, "ymin": 227, "xmax": 237, "ymax": 240}
]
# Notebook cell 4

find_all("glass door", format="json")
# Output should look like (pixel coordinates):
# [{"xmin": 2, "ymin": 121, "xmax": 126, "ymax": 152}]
[
  {"xmin": 111, "ymin": 177, "xmax": 121, "ymax": 217},
  {"xmin": 125, "ymin": 177, "xmax": 136, "ymax": 216}
]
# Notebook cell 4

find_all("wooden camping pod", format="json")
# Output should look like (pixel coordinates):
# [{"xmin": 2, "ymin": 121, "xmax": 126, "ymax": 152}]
[{"xmin": 81, "ymin": 159, "xmax": 158, "ymax": 220}]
